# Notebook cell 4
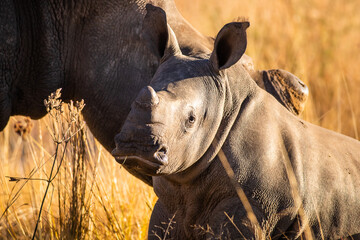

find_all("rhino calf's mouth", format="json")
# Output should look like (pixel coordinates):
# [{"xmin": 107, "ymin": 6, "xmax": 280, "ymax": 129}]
[{"xmin": 112, "ymin": 141, "xmax": 169, "ymax": 175}]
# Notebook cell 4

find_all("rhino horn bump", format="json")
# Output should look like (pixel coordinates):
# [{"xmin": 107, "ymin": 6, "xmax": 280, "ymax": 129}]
[{"xmin": 136, "ymin": 86, "xmax": 159, "ymax": 108}]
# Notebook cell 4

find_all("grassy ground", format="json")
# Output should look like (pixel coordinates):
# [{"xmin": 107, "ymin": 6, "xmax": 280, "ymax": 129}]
[{"xmin": 1, "ymin": 0, "xmax": 359, "ymax": 239}]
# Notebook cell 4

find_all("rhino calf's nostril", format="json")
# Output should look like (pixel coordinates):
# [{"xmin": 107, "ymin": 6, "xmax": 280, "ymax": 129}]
[
  {"xmin": 158, "ymin": 145, "xmax": 167, "ymax": 154},
  {"xmin": 154, "ymin": 151, "xmax": 168, "ymax": 165}
]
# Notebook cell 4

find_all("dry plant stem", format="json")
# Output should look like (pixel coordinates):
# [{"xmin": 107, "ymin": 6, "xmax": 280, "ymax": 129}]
[
  {"xmin": 341, "ymin": 74, "xmax": 359, "ymax": 140},
  {"xmin": 280, "ymin": 145, "xmax": 313, "ymax": 240},
  {"xmin": 151, "ymin": 213, "xmax": 176, "ymax": 240},
  {"xmin": 217, "ymin": 149, "xmax": 265, "ymax": 239},
  {"xmin": 32, "ymin": 141, "xmax": 69, "ymax": 240},
  {"xmin": 31, "ymin": 89, "xmax": 86, "ymax": 239},
  {"xmin": 224, "ymin": 212, "xmax": 246, "ymax": 239},
  {"xmin": 0, "ymin": 153, "xmax": 55, "ymax": 223},
  {"xmin": 162, "ymin": 213, "xmax": 176, "ymax": 240},
  {"xmin": 313, "ymin": 205, "xmax": 324, "ymax": 240},
  {"xmin": 7, "ymin": 177, "xmax": 50, "ymax": 182},
  {"xmin": 1, "ymin": 149, "xmax": 61, "ymax": 224}
]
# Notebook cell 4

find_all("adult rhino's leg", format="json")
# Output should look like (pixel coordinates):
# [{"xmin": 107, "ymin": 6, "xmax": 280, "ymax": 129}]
[{"xmin": 148, "ymin": 200, "xmax": 174, "ymax": 240}]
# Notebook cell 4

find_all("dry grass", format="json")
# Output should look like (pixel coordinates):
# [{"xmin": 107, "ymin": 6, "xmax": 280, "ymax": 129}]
[
  {"xmin": 0, "ymin": 91, "xmax": 156, "ymax": 239},
  {"xmin": 176, "ymin": 0, "xmax": 360, "ymax": 139},
  {"xmin": 1, "ymin": 0, "xmax": 359, "ymax": 239}
]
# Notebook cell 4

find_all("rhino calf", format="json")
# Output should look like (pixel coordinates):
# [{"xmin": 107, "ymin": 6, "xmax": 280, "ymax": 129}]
[{"xmin": 112, "ymin": 5, "xmax": 360, "ymax": 240}]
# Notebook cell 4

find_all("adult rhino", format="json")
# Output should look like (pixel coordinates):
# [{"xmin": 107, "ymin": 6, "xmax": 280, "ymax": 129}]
[
  {"xmin": 1, "ymin": 0, "xmax": 307, "ymax": 184},
  {"xmin": 112, "ymin": 5, "xmax": 360, "ymax": 239}
]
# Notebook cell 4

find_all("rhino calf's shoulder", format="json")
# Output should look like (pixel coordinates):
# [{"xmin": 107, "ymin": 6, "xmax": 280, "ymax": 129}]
[{"xmin": 112, "ymin": 5, "xmax": 360, "ymax": 240}]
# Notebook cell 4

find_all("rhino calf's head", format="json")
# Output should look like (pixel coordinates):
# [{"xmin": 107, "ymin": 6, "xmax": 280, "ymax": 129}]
[{"xmin": 112, "ymin": 57, "xmax": 228, "ymax": 175}]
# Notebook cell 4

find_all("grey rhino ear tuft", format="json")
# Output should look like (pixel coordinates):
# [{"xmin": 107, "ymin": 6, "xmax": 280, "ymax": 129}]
[
  {"xmin": 142, "ymin": 4, "xmax": 181, "ymax": 63},
  {"xmin": 210, "ymin": 22, "xmax": 250, "ymax": 72}
]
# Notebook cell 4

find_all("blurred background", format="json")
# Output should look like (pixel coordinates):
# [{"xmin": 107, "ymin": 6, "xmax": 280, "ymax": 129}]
[
  {"xmin": 176, "ymin": 0, "xmax": 360, "ymax": 139},
  {"xmin": 1, "ymin": 0, "xmax": 359, "ymax": 239}
]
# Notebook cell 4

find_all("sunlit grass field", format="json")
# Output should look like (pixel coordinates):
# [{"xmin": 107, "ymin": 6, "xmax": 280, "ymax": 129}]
[
  {"xmin": 177, "ymin": 0, "xmax": 360, "ymax": 139},
  {"xmin": 1, "ymin": 0, "xmax": 359, "ymax": 239}
]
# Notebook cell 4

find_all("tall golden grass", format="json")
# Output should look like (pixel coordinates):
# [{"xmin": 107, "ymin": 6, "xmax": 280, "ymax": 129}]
[
  {"xmin": 0, "ymin": 90, "xmax": 156, "ymax": 239},
  {"xmin": 1, "ymin": 0, "xmax": 359, "ymax": 239},
  {"xmin": 176, "ymin": 0, "xmax": 360, "ymax": 139}
]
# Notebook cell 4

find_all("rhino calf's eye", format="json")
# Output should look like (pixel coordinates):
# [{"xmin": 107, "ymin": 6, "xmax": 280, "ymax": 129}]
[
  {"xmin": 186, "ymin": 112, "xmax": 196, "ymax": 127},
  {"xmin": 189, "ymin": 115, "xmax": 196, "ymax": 123}
]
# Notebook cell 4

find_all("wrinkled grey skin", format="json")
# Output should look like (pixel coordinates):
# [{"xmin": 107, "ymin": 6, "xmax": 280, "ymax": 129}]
[
  {"xmin": 1, "ymin": 0, "xmax": 307, "ymax": 184},
  {"xmin": 112, "ymin": 6, "xmax": 360, "ymax": 240}
]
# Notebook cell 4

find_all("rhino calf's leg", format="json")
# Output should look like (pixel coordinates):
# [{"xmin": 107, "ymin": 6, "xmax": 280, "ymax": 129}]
[
  {"xmin": 148, "ymin": 200, "xmax": 174, "ymax": 240},
  {"xmin": 206, "ymin": 197, "xmax": 268, "ymax": 240}
]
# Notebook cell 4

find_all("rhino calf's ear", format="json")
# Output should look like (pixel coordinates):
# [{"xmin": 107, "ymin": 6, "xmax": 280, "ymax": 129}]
[
  {"xmin": 210, "ymin": 22, "xmax": 249, "ymax": 72},
  {"xmin": 142, "ymin": 4, "xmax": 181, "ymax": 63}
]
